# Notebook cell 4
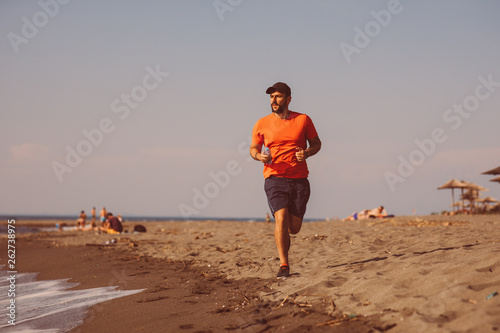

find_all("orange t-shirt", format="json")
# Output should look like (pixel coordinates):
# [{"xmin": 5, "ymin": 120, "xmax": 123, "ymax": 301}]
[{"xmin": 252, "ymin": 111, "xmax": 318, "ymax": 179}]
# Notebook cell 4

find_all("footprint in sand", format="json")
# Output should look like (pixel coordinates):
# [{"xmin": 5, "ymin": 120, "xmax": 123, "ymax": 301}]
[
  {"xmin": 323, "ymin": 276, "xmax": 348, "ymax": 288},
  {"xmin": 467, "ymin": 281, "xmax": 500, "ymax": 292},
  {"xmin": 417, "ymin": 269, "xmax": 432, "ymax": 276},
  {"xmin": 475, "ymin": 261, "xmax": 499, "ymax": 273}
]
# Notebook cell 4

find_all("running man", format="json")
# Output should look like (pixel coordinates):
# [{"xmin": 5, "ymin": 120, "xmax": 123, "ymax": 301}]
[{"xmin": 250, "ymin": 82, "xmax": 321, "ymax": 278}]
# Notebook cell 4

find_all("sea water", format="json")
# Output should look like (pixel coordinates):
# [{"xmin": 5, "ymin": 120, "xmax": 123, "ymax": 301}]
[{"xmin": 0, "ymin": 266, "xmax": 143, "ymax": 332}]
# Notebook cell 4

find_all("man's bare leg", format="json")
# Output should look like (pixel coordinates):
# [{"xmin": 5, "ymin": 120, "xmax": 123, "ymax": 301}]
[
  {"xmin": 274, "ymin": 208, "xmax": 290, "ymax": 266},
  {"xmin": 274, "ymin": 208, "xmax": 303, "ymax": 266}
]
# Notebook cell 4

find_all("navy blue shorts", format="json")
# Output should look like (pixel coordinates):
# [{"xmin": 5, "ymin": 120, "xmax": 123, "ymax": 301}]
[{"xmin": 264, "ymin": 176, "xmax": 310, "ymax": 219}]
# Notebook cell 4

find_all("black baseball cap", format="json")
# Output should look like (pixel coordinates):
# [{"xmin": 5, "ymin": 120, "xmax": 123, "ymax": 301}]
[{"xmin": 266, "ymin": 82, "xmax": 291, "ymax": 96}]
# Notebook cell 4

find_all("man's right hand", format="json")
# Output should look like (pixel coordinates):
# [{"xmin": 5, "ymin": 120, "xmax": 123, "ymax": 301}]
[{"xmin": 259, "ymin": 152, "xmax": 272, "ymax": 164}]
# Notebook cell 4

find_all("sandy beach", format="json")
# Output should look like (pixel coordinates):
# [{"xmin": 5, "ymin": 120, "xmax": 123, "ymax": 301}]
[{"xmin": 1, "ymin": 215, "xmax": 500, "ymax": 332}]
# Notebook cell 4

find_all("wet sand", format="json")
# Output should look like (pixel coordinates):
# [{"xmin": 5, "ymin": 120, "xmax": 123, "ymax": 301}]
[{"xmin": 2, "ymin": 215, "xmax": 500, "ymax": 332}]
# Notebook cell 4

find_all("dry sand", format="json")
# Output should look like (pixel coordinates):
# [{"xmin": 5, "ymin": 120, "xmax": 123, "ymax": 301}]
[{"xmin": 2, "ymin": 215, "xmax": 500, "ymax": 332}]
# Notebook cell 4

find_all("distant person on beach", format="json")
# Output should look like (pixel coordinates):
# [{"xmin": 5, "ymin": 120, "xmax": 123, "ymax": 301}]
[
  {"xmin": 57, "ymin": 222, "xmax": 67, "ymax": 231},
  {"xmin": 368, "ymin": 206, "xmax": 387, "ymax": 218},
  {"xmin": 265, "ymin": 213, "xmax": 271, "ymax": 224},
  {"xmin": 250, "ymin": 82, "xmax": 321, "ymax": 278},
  {"xmin": 101, "ymin": 212, "xmax": 123, "ymax": 234},
  {"xmin": 343, "ymin": 206, "xmax": 390, "ymax": 221},
  {"xmin": 77, "ymin": 210, "xmax": 87, "ymax": 230},
  {"xmin": 99, "ymin": 207, "xmax": 107, "ymax": 227},
  {"xmin": 342, "ymin": 209, "xmax": 370, "ymax": 221},
  {"xmin": 91, "ymin": 207, "xmax": 96, "ymax": 228}
]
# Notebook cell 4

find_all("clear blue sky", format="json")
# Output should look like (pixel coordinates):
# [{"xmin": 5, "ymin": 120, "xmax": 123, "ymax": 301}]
[{"xmin": 1, "ymin": 0, "xmax": 500, "ymax": 219}]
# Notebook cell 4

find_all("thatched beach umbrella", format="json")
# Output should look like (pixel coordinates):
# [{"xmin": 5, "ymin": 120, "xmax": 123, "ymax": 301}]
[
  {"xmin": 490, "ymin": 176, "xmax": 500, "ymax": 183},
  {"xmin": 465, "ymin": 182, "xmax": 488, "ymax": 192},
  {"xmin": 482, "ymin": 166, "xmax": 500, "ymax": 175},
  {"xmin": 491, "ymin": 202, "xmax": 500, "ymax": 214},
  {"xmin": 481, "ymin": 196, "xmax": 498, "ymax": 203},
  {"xmin": 461, "ymin": 181, "xmax": 488, "ymax": 214},
  {"xmin": 461, "ymin": 188, "xmax": 477, "ymax": 200},
  {"xmin": 437, "ymin": 179, "xmax": 468, "ymax": 212},
  {"xmin": 476, "ymin": 196, "xmax": 498, "ymax": 213}
]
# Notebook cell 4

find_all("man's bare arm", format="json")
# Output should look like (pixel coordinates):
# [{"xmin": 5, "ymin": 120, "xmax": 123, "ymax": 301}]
[
  {"xmin": 250, "ymin": 142, "xmax": 271, "ymax": 163},
  {"xmin": 305, "ymin": 136, "xmax": 321, "ymax": 158}
]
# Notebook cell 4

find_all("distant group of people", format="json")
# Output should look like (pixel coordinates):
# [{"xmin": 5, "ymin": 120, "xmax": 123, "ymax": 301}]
[
  {"xmin": 75, "ymin": 206, "xmax": 123, "ymax": 233},
  {"xmin": 342, "ymin": 206, "xmax": 390, "ymax": 221}
]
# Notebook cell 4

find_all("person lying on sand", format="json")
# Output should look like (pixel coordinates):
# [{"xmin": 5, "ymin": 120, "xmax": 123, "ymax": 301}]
[
  {"xmin": 367, "ymin": 206, "xmax": 387, "ymax": 218},
  {"xmin": 342, "ymin": 209, "xmax": 370, "ymax": 221},
  {"xmin": 342, "ymin": 206, "xmax": 389, "ymax": 221}
]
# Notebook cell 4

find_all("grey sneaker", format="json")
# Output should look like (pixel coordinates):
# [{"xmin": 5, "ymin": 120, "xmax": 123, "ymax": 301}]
[{"xmin": 277, "ymin": 265, "xmax": 290, "ymax": 278}]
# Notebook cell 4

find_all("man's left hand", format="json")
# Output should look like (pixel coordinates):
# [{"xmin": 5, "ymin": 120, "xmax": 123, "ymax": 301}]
[{"xmin": 295, "ymin": 147, "xmax": 307, "ymax": 162}]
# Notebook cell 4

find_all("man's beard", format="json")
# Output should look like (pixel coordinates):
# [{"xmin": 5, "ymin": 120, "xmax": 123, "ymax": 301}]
[{"xmin": 271, "ymin": 104, "xmax": 285, "ymax": 114}]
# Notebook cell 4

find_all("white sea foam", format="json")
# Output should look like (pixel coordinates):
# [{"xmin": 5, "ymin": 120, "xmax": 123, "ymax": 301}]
[{"xmin": 0, "ymin": 267, "xmax": 144, "ymax": 332}]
